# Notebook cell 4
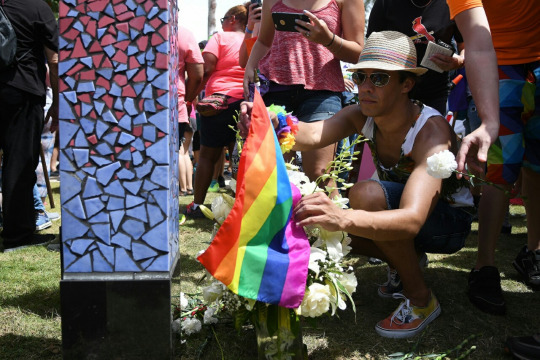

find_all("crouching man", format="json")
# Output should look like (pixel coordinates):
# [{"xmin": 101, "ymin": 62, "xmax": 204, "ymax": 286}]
[{"xmin": 241, "ymin": 31, "xmax": 474, "ymax": 338}]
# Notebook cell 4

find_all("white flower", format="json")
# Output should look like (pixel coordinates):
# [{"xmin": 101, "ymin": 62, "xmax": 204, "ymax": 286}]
[
  {"xmin": 298, "ymin": 181, "xmax": 323, "ymax": 197},
  {"xmin": 308, "ymin": 247, "xmax": 327, "ymax": 277},
  {"xmin": 340, "ymin": 272, "xmax": 358, "ymax": 295},
  {"xmin": 300, "ymin": 283, "xmax": 331, "ymax": 318},
  {"xmin": 331, "ymin": 194, "xmax": 349, "ymax": 209},
  {"xmin": 229, "ymin": 178, "xmax": 237, "ymax": 192},
  {"xmin": 181, "ymin": 318, "xmax": 202, "ymax": 335},
  {"xmin": 180, "ymin": 292, "xmax": 188, "ymax": 309},
  {"xmin": 287, "ymin": 169, "xmax": 310, "ymax": 188},
  {"xmin": 320, "ymin": 229, "xmax": 347, "ymax": 262},
  {"xmin": 202, "ymin": 281, "xmax": 224, "ymax": 303},
  {"xmin": 341, "ymin": 236, "xmax": 352, "ymax": 258},
  {"xmin": 204, "ymin": 306, "xmax": 218, "ymax": 324},
  {"xmin": 172, "ymin": 318, "xmax": 182, "ymax": 333},
  {"xmin": 426, "ymin": 150, "xmax": 457, "ymax": 179}
]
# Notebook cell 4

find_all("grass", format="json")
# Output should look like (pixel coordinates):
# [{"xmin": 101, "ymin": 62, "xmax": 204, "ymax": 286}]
[{"xmin": 1, "ymin": 182, "xmax": 538, "ymax": 359}]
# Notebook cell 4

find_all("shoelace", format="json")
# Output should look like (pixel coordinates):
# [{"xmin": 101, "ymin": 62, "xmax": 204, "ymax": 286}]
[
  {"xmin": 384, "ymin": 267, "xmax": 400, "ymax": 286},
  {"xmin": 390, "ymin": 293, "xmax": 412, "ymax": 325}
]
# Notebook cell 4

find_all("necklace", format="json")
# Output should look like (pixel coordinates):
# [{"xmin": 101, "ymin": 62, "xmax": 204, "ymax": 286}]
[{"xmin": 410, "ymin": 0, "xmax": 432, "ymax": 8}]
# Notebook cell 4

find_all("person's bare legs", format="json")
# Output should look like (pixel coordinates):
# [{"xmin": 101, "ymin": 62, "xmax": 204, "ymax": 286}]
[
  {"xmin": 301, "ymin": 144, "xmax": 337, "ymax": 196},
  {"xmin": 193, "ymin": 145, "xmax": 228, "ymax": 205},
  {"xmin": 348, "ymin": 180, "xmax": 430, "ymax": 306}
]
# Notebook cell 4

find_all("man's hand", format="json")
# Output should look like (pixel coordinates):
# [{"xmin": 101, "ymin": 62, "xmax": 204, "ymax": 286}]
[
  {"xmin": 294, "ymin": 192, "xmax": 345, "ymax": 232},
  {"xmin": 239, "ymin": 101, "xmax": 253, "ymax": 138},
  {"xmin": 456, "ymin": 123, "xmax": 498, "ymax": 176},
  {"xmin": 46, "ymin": 102, "xmax": 59, "ymax": 133}
]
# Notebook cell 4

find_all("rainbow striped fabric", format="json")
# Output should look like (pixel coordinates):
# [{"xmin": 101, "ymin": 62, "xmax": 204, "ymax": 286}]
[{"xmin": 197, "ymin": 90, "xmax": 310, "ymax": 308}]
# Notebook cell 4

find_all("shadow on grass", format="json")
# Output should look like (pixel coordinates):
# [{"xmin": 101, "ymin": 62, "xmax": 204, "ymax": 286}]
[
  {"xmin": 0, "ymin": 334, "xmax": 61, "ymax": 359},
  {"xmin": 2, "ymin": 286, "xmax": 60, "ymax": 318}
]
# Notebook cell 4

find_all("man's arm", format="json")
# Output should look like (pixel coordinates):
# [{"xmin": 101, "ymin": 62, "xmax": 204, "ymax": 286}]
[
  {"xmin": 195, "ymin": 52, "xmax": 217, "ymax": 96},
  {"xmin": 44, "ymin": 46, "xmax": 58, "ymax": 132},
  {"xmin": 453, "ymin": 7, "xmax": 499, "ymax": 175},
  {"xmin": 294, "ymin": 116, "xmax": 452, "ymax": 242}
]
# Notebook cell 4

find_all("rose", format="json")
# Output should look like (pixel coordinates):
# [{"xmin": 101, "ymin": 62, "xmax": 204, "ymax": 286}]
[
  {"xmin": 181, "ymin": 317, "xmax": 202, "ymax": 335},
  {"xmin": 308, "ymin": 247, "xmax": 327, "ymax": 277},
  {"xmin": 426, "ymin": 150, "xmax": 457, "ymax": 179},
  {"xmin": 299, "ymin": 283, "xmax": 331, "ymax": 318},
  {"xmin": 172, "ymin": 318, "xmax": 182, "ymax": 333},
  {"xmin": 340, "ymin": 272, "xmax": 358, "ymax": 295},
  {"xmin": 202, "ymin": 281, "xmax": 224, "ymax": 303}
]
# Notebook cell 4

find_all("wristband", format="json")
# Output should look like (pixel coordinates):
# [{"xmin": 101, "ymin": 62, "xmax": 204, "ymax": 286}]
[
  {"xmin": 245, "ymin": 27, "xmax": 253, "ymax": 34},
  {"xmin": 324, "ymin": 33, "xmax": 335, "ymax": 47},
  {"xmin": 186, "ymin": 101, "xmax": 192, "ymax": 107}
]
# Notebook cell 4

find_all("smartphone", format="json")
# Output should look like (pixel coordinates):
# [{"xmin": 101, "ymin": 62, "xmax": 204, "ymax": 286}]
[
  {"xmin": 272, "ymin": 12, "xmax": 309, "ymax": 32},
  {"xmin": 250, "ymin": 0, "xmax": 262, "ymax": 5}
]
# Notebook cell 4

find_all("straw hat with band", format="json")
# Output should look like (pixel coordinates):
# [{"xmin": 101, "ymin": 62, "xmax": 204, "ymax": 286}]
[{"xmin": 348, "ymin": 31, "xmax": 428, "ymax": 75}]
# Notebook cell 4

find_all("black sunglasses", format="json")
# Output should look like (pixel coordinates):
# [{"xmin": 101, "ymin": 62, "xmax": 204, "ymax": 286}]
[
  {"xmin": 220, "ymin": 15, "xmax": 233, "ymax": 24},
  {"xmin": 352, "ymin": 72, "xmax": 391, "ymax": 87}
]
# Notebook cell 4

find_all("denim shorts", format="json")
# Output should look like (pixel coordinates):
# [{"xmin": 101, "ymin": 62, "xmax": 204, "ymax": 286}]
[
  {"xmin": 263, "ymin": 85, "xmax": 342, "ymax": 123},
  {"xmin": 199, "ymin": 100, "xmax": 241, "ymax": 148},
  {"xmin": 375, "ymin": 180, "xmax": 473, "ymax": 254}
]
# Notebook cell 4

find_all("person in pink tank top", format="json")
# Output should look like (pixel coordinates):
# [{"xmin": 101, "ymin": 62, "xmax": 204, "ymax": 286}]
[{"xmin": 243, "ymin": 0, "xmax": 365, "ymax": 186}]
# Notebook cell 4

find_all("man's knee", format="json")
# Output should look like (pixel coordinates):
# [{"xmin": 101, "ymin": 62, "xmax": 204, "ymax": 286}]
[{"xmin": 349, "ymin": 180, "xmax": 387, "ymax": 211}]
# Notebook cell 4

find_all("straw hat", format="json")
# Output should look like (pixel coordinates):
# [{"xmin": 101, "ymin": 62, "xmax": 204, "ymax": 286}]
[{"xmin": 348, "ymin": 31, "xmax": 428, "ymax": 75}]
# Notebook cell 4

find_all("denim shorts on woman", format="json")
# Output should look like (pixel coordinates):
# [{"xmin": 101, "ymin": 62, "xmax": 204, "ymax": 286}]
[
  {"xmin": 263, "ymin": 84, "xmax": 342, "ymax": 123},
  {"xmin": 375, "ymin": 180, "xmax": 473, "ymax": 254},
  {"xmin": 199, "ymin": 99, "xmax": 242, "ymax": 148}
]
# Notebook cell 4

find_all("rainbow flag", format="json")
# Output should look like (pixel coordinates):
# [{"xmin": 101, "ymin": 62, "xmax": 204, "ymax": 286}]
[{"xmin": 197, "ymin": 90, "xmax": 310, "ymax": 308}]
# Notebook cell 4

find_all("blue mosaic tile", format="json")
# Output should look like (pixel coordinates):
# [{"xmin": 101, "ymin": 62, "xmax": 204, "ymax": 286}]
[
  {"xmin": 97, "ymin": 243, "xmax": 115, "ymax": 264},
  {"xmin": 150, "ymin": 166, "xmax": 169, "ymax": 187},
  {"xmin": 62, "ymin": 244, "xmax": 78, "ymax": 270},
  {"xmin": 102, "ymin": 110, "xmax": 118, "ymax": 124},
  {"xmin": 84, "ymin": 197, "xmax": 105, "ymax": 218},
  {"xmin": 141, "ymin": 221, "xmax": 167, "ymax": 251},
  {"xmin": 80, "ymin": 118, "xmax": 95, "ymax": 134},
  {"xmin": 110, "ymin": 210, "xmax": 125, "ymax": 232},
  {"xmin": 96, "ymin": 120, "xmax": 109, "ymax": 138},
  {"xmin": 146, "ymin": 49, "xmax": 155, "ymax": 61},
  {"xmin": 118, "ymin": 114, "xmax": 132, "ymax": 131},
  {"xmin": 117, "ymin": 148, "xmax": 132, "ymax": 161},
  {"xmin": 62, "ymin": 211, "xmax": 90, "ymax": 242},
  {"xmin": 126, "ymin": 194, "xmax": 145, "ymax": 208},
  {"xmin": 96, "ymin": 27, "xmax": 107, "ymax": 39},
  {"xmin": 158, "ymin": 10, "xmax": 168, "ymax": 22},
  {"xmin": 140, "ymin": 258, "xmax": 155, "ymax": 270},
  {"xmin": 66, "ymin": 253, "xmax": 92, "ymax": 272},
  {"xmin": 82, "ymin": 166, "xmax": 97, "ymax": 176},
  {"xmin": 112, "ymin": 232, "xmax": 132, "ymax": 249},
  {"xmin": 63, "ymin": 147, "xmax": 75, "ymax": 163},
  {"xmin": 134, "ymin": 160, "xmax": 153, "ymax": 178},
  {"xmin": 152, "ymin": 72, "xmax": 169, "ymax": 90},
  {"xmin": 77, "ymin": 81, "xmax": 96, "ymax": 93},
  {"xmin": 146, "ymin": 138, "xmax": 168, "ymax": 164},
  {"xmin": 96, "ymin": 68, "xmax": 113, "ymax": 80},
  {"xmin": 104, "ymin": 180, "xmax": 125, "ymax": 197},
  {"xmin": 73, "ymin": 148, "xmax": 89, "ymax": 168},
  {"xmin": 142, "ymin": 125, "xmax": 156, "ymax": 142},
  {"xmin": 74, "ymin": 130, "xmax": 89, "ymax": 147},
  {"xmin": 148, "ymin": 110, "xmax": 168, "ymax": 133},
  {"xmin": 115, "ymin": 248, "xmax": 141, "ymax": 271},
  {"xmin": 113, "ymin": 97, "xmax": 123, "ymax": 110},
  {"xmin": 156, "ymin": 93, "xmax": 168, "ymax": 107},
  {"xmin": 88, "ymin": 211, "xmax": 109, "ymax": 224},
  {"xmin": 103, "ymin": 132, "xmax": 118, "ymax": 145},
  {"xmin": 156, "ymin": 42, "xmax": 168, "ymax": 54},
  {"xmin": 133, "ymin": 112, "xmax": 147, "ymax": 125},
  {"xmin": 131, "ymin": 137, "xmax": 145, "ymax": 151},
  {"xmin": 93, "ymin": 87, "xmax": 107, "ymax": 99},
  {"xmin": 127, "ymin": 204, "xmax": 147, "ymax": 223},
  {"xmin": 90, "ymin": 155, "xmax": 112, "ymax": 166},
  {"xmin": 118, "ymin": 132, "xmax": 135, "ymax": 145},
  {"xmin": 116, "ymin": 168, "xmax": 135, "ymax": 180},
  {"xmin": 126, "ymin": 69, "xmax": 138, "ymax": 80},
  {"xmin": 132, "ymin": 151, "xmax": 143, "ymax": 166},
  {"xmin": 59, "ymin": 59, "xmax": 77, "ymax": 76},
  {"xmin": 81, "ymin": 103, "xmax": 93, "ymax": 116},
  {"xmin": 96, "ymin": 161, "xmax": 121, "ymax": 185},
  {"xmin": 95, "ymin": 142, "xmax": 113, "ymax": 156},
  {"xmin": 124, "ymin": 98, "xmax": 138, "ymax": 116},
  {"xmin": 122, "ymin": 219, "xmax": 145, "ymax": 239},
  {"xmin": 150, "ymin": 189, "xmax": 168, "ymax": 214},
  {"xmin": 143, "ymin": 99, "xmax": 156, "ymax": 112},
  {"xmin": 147, "ymin": 6, "xmax": 159, "ymax": 18},
  {"xmin": 59, "ymin": 121, "xmax": 79, "ymax": 147},
  {"xmin": 92, "ymin": 223, "xmax": 111, "ymax": 245},
  {"xmin": 147, "ymin": 203, "xmax": 164, "ymax": 227},
  {"xmin": 61, "ymin": 172, "xmax": 82, "ymax": 201},
  {"xmin": 92, "ymin": 249, "xmax": 113, "ymax": 272},
  {"xmin": 142, "ymin": 179, "xmax": 159, "ymax": 192},
  {"xmin": 147, "ymin": 67, "xmax": 159, "ymax": 81},
  {"xmin": 70, "ymin": 239, "xmax": 94, "ymax": 255},
  {"xmin": 80, "ymin": 56, "xmax": 93, "ymax": 68},
  {"xmin": 135, "ymin": 5, "xmax": 145, "ymax": 16},
  {"xmin": 82, "ymin": 176, "xmax": 101, "ymax": 198},
  {"xmin": 110, "ymin": 83, "xmax": 122, "ymax": 97},
  {"xmin": 64, "ymin": 195, "xmax": 86, "ymax": 219},
  {"xmin": 132, "ymin": 242, "xmax": 158, "ymax": 261},
  {"xmin": 141, "ymin": 83, "xmax": 153, "ymax": 99},
  {"xmin": 123, "ymin": 180, "xmax": 142, "ymax": 195},
  {"xmin": 146, "ymin": 254, "xmax": 168, "ymax": 271}
]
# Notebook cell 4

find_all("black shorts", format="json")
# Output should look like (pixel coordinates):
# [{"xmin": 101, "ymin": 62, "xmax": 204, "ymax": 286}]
[
  {"xmin": 178, "ymin": 122, "xmax": 193, "ymax": 148},
  {"xmin": 192, "ymin": 130, "xmax": 200, "ymax": 151},
  {"xmin": 199, "ymin": 100, "xmax": 241, "ymax": 148}
]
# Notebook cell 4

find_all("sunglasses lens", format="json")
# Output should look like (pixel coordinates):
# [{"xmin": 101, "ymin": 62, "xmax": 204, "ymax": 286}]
[
  {"xmin": 352, "ymin": 72, "xmax": 367, "ymax": 85},
  {"xmin": 371, "ymin": 73, "xmax": 390, "ymax": 87}
]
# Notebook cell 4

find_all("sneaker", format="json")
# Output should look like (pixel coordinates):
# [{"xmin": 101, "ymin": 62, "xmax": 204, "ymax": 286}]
[
  {"xmin": 36, "ymin": 212, "xmax": 52, "ymax": 231},
  {"xmin": 375, "ymin": 292, "xmax": 441, "ymax": 338},
  {"xmin": 513, "ymin": 246, "xmax": 540, "ymax": 286},
  {"xmin": 46, "ymin": 235, "xmax": 61, "ymax": 252},
  {"xmin": 179, "ymin": 214, "xmax": 186, "ymax": 226},
  {"xmin": 208, "ymin": 179, "xmax": 219, "ymax": 193},
  {"xmin": 467, "ymin": 266, "xmax": 506, "ymax": 315},
  {"xmin": 378, "ymin": 253, "xmax": 429, "ymax": 298},
  {"xmin": 184, "ymin": 202, "xmax": 206, "ymax": 219},
  {"xmin": 46, "ymin": 211, "xmax": 61, "ymax": 221},
  {"xmin": 505, "ymin": 334, "xmax": 540, "ymax": 360}
]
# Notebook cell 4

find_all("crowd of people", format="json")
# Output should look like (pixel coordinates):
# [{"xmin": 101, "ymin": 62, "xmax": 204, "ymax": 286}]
[
  {"xmin": 181, "ymin": 0, "xmax": 539, "ymax": 354},
  {"xmin": 0, "ymin": 0, "xmax": 538, "ymax": 356}
]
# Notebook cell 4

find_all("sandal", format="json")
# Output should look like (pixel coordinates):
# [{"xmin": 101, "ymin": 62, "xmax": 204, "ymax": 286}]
[{"xmin": 186, "ymin": 189, "xmax": 193, "ymax": 195}]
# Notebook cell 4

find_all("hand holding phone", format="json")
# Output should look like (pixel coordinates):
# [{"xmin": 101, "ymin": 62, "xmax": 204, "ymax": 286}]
[
  {"xmin": 272, "ymin": 12, "xmax": 309, "ymax": 32},
  {"xmin": 250, "ymin": 0, "xmax": 262, "ymax": 5}
]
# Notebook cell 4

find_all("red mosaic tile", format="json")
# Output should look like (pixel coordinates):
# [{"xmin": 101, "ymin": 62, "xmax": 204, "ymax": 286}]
[
  {"xmin": 63, "ymin": 28, "xmax": 81, "ymax": 41},
  {"xmin": 86, "ymin": 20, "xmax": 97, "ymax": 38},
  {"xmin": 98, "ymin": 16, "xmax": 115, "ymax": 28},
  {"xmin": 78, "ymin": 93, "xmax": 91, "ymax": 103},
  {"xmin": 122, "ymin": 85, "xmax": 136, "ymax": 97},
  {"xmin": 89, "ymin": 41, "xmax": 104, "ymax": 53},
  {"xmin": 130, "ymin": 16, "xmax": 146, "ymax": 31},
  {"xmin": 59, "ymin": 2, "xmax": 70, "ymax": 18},
  {"xmin": 114, "ymin": 40, "xmax": 130, "ymax": 52},
  {"xmin": 72, "ymin": 38, "xmax": 88, "ymax": 58},
  {"xmin": 158, "ymin": 24, "xmax": 168, "ymax": 39},
  {"xmin": 107, "ymin": 25, "xmax": 117, "ymax": 36},
  {"xmin": 101, "ymin": 57, "xmax": 113, "ymax": 68},
  {"xmin": 133, "ymin": 126, "xmax": 142, "ymax": 137},
  {"xmin": 113, "ymin": 3, "xmax": 127, "ymax": 14},
  {"xmin": 117, "ymin": 11, "xmax": 135, "ymax": 22},
  {"xmin": 151, "ymin": 33, "xmax": 163, "ymax": 46},
  {"xmin": 149, "ymin": 18, "xmax": 162, "ymax": 30},
  {"xmin": 111, "ymin": 50, "xmax": 128, "ymax": 64},
  {"xmin": 155, "ymin": 53, "xmax": 167, "ymax": 69},
  {"xmin": 66, "ymin": 63, "xmax": 85, "ymax": 77},
  {"xmin": 96, "ymin": 77, "xmax": 111, "ymax": 90},
  {"xmin": 113, "ymin": 74, "xmax": 128, "ymax": 86},
  {"xmin": 133, "ymin": 69, "xmax": 146, "ymax": 82},
  {"xmin": 92, "ymin": 54, "xmax": 104, "ymax": 68},
  {"xmin": 129, "ymin": 57, "xmax": 140, "ymax": 69},
  {"xmin": 101, "ymin": 34, "xmax": 116, "ymax": 46},
  {"xmin": 103, "ymin": 95, "xmax": 113, "ymax": 109},
  {"xmin": 116, "ymin": 22, "xmax": 129, "ymax": 35},
  {"xmin": 59, "ymin": 78, "xmax": 69, "ymax": 92},
  {"xmin": 74, "ymin": 104, "xmax": 81, "ymax": 117},
  {"xmin": 136, "ymin": 36, "xmax": 148, "ymax": 52},
  {"xmin": 157, "ymin": 0, "xmax": 167, "ymax": 10},
  {"xmin": 80, "ymin": 70, "xmax": 96, "ymax": 81},
  {"xmin": 79, "ymin": 15, "xmax": 90, "ymax": 25},
  {"xmin": 59, "ymin": 18, "xmax": 74, "ymax": 33},
  {"xmin": 88, "ymin": 0, "xmax": 108, "ymax": 12}
]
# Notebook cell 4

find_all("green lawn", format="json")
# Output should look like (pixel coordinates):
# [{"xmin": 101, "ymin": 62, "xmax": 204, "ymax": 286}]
[{"xmin": 1, "ymin": 182, "xmax": 538, "ymax": 359}]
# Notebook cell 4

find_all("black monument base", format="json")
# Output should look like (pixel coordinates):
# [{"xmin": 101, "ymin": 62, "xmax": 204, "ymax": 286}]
[{"xmin": 61, "ymin": 279, "xmax": 172, "ymax": 359}]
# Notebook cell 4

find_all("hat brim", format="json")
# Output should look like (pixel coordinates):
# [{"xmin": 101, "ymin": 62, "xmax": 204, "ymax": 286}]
[{"xmin": 347, "ymin": 60, "xmax": 428, "ymax": 75}]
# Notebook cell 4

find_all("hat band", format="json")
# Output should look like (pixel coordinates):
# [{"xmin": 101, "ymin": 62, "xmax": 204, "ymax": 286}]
[{"xmin": 359, "ymin": 47, "xmax": 417, "ymax": 70}]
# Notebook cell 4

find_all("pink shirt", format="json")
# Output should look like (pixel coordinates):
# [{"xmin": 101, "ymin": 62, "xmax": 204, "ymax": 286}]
[
  {"xmin": 178, "ymin": 27, "xmax": 204, "ymax": 123},
  {"xmin": 259, "ymin": 0, "xmax": 344, "ymax": 92},
  {"xmin": 203, "ymin": 31, "xmax": 245, "ymax": 100}
]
